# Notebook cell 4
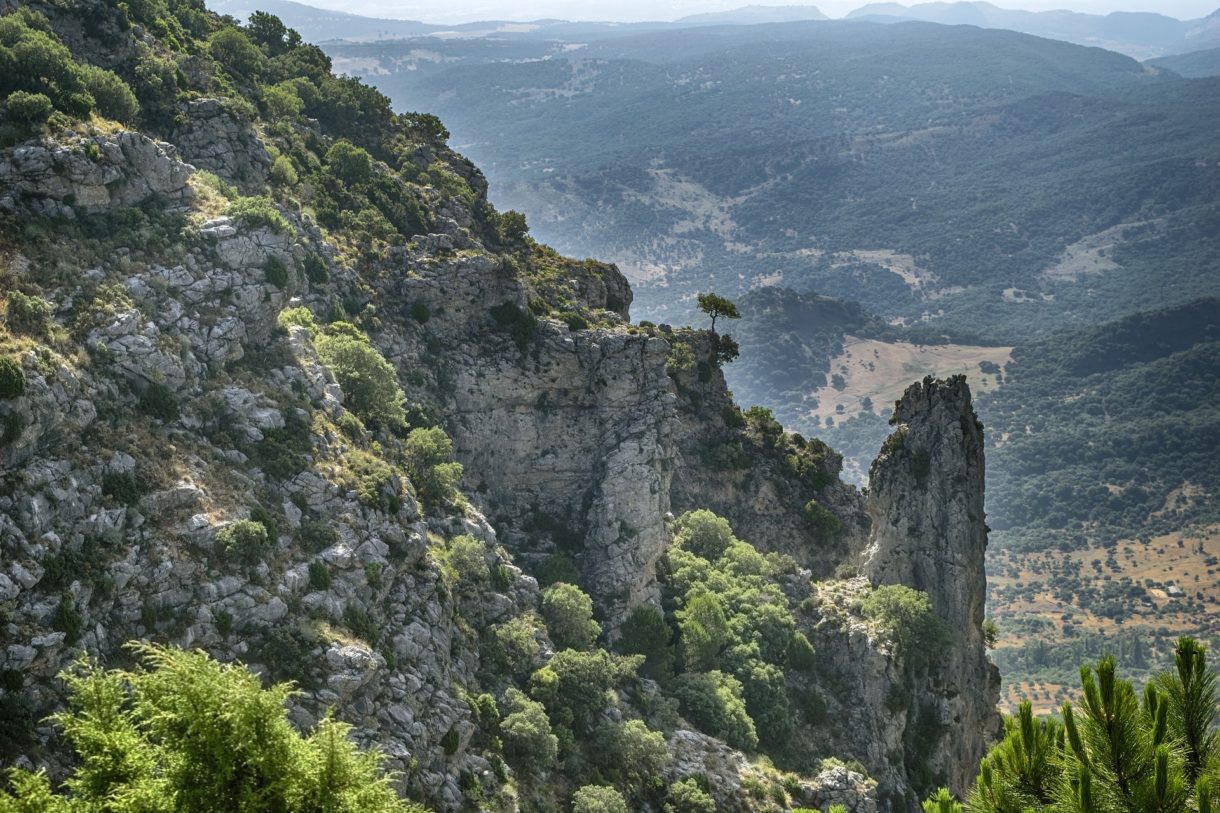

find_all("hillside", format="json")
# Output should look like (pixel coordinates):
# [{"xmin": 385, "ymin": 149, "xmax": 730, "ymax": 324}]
[
  {"xmin": 325, "ymin": 21, "xmax": 1220, "ymax": 347},
  {"xmin": 0, "ymin": 2, "xmax": 1001, "ymax": 811},
  {"xmin": 846, "ymin": 2, "xmax": 1211, "ymax": 58},
  {"xmin": 1147, "ymin": 45, "xmax": 1220, "ymax": 76}
]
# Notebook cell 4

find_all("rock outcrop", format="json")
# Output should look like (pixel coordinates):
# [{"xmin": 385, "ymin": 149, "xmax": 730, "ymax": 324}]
[{"xmin": 863, "ymin": 376, "xmax": 1003, "ymax": 796}]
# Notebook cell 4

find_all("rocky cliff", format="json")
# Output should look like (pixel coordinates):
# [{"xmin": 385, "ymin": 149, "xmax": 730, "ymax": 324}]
[{"xmin": 0, "ymin": 3, "xmax": 998, "ymax": 810}]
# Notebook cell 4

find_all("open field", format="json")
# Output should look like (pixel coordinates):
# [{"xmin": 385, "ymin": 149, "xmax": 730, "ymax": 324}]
[
  {"xmin": 988, "ymin": 524, "xmax": 1220, "ymax": 713},
  {"xmin": 808, "ymin": 335, "xmax": 1012, "ymax": 423}
]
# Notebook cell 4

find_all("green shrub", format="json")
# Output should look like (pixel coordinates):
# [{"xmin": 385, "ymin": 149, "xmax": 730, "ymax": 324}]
[
  {"xmin": 403, "ymin": 426, "xmax": 463, "ymax": 505},
  {"xmin": 673, "ymin": 509, "xmax": 735, "ymax": 561},
  {"xmin": 5, "ymin": 291, "xmax": 51, "ymax": 335},
  {"xmin": 536, "ymin": 552, "xmax": 581, "ymax": 586},
  {"xmin": 325, "ymin": 139, "xmax": 374, "ymax": 185},
  {"xmin": 315, "ymin": 324, "xmax": 406, "ymax": 429},
  {"xmin": 678, "ymin": 593, "xmax": 731, "ymax": 671},
  {"xmin": 490, "ymin": 615, "xmax": 541, "ymax": 679},
  {"xmin": 209, "ymin": 26, "xmax": 265, "ymax": 78},
  {"xmin": 0, "ymin": 644, "xmax": 422, "ymax": 812},
  {"xmin": 571, "ymin": 786, "xmax": 628, "ymax": 813},
  {"xmin": 5, "ymin": 90, "xmax": 53, "ymax": 125},
  {"xmin": 665, "ymin": 778, "xmax": 717, "ymax": 813},
  {"xmin": 216, "ymin": 519, "xmax": 271, "ymax": 564},
  {"xmin": 499, "ymin": 688, "xmax": 557, "ymax": 771},
  {"xmin": 225, "ymin": 196, "xmax": 294, "ymax": 235},
  {"xmin": 102, "ymin": 471, "xmax": 142, "ymax": 507},
  {"xmin": 341, "ymin": 449, "xmax": 401, "ymax": 513},
  {"xmin": 803, "ymin": 499, "xmax": 841, "ymax": 538},
  {"xmin": 672, "ymin": 670, "xmax": 758, "ymax": 751},
  {"xmin": 788, "ymin": 631, "xmax": 816, "ymax": 671},
  {"xmin": 269, "ymin": 154, "xmax": 299, "ymax": 187},
  {"xmin": 618, "ymin": 604, "xmax": 674, "ymax": 680},
  {"xmin": 409, "ymin": 302, "xmax": 431, "ymax": 323},
  {"xmin": 249, "ymin": 505, "xmax": 279, "ymax": 544},
  {"xmin": 607, "ymin": 719, "xmax": 669, "ymax": 793},
  {"xmin": 302, "ymin": 254, "xmax": 329, "ymax": 285},
  {"xmin": 307, "ymin": 560, "xmax": 331, "ymax": 591},
  {"xmin": 277, "ymin": 306, "xmax": 316, "ymax": 332},
  {"xmin": 297, "ymin": 518, "xmax": 339, "ymax": 552},
  {"xmin": 138, "ymin": 381, "xmax": 179, "ymax": 421},
  {"xmin": 488, "ymin": 302, "xmax": 537, "ymax": 351},
  {"xmin": 342, "ymin": 603, "xmax": 378, "ymax": 643},
  {"xmin": 534, "ymin": 649, "xmax": 630, "ymax": 732},
  {"xmin": 0, "ymin": 357, "xmax": 25, "ymax": 399},
  {"xmin": 443, "ymin": 534, "xmax": 489, "ymax": 586},
  {"xmin": 263, "ymin": 256, "xmax": 290, "ymax": 289},
  {"xmin": 51, "ymin": 592, "xmax": 83, "ymax": 643},
  {"xmin": 860, "ymin": 584, "xmax": 949, "ymax": 665},
  {"xmin": 540, "ymin": 582, "xmax": 601, "ymax": 651},
  {"xmin": 80, "ymin": 65, "xmax": 138, "ymax": 122}
]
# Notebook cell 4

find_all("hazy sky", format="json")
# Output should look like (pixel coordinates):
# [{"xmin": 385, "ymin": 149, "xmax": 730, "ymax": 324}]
[{"xmin": 299, "ymin": 0, "xmax": 1219, "ymax": 24}]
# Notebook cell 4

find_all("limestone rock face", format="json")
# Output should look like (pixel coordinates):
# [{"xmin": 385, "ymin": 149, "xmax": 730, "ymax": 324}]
[
  {"xmin": 171, "ymin": 99, "xmax": 272, "ymax": 193},
  {"xmin": 0, "ymin": 131, "xmax": 193, "ymax": 218},
  {"xmin": 863, "ymin": 375, "xmax": 1003, "ymax": 796}
]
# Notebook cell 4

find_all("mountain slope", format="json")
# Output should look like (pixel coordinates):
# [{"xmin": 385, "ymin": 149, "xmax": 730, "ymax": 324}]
[{"xmin": 0, "ymin": 2, "xmax": 999, "ymax": 810}]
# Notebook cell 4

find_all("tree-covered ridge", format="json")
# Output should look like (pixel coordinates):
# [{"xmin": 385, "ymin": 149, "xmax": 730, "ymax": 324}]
[{"xmin": 334, "ymin": 21, "xmax": 1220, "ymax": 340}]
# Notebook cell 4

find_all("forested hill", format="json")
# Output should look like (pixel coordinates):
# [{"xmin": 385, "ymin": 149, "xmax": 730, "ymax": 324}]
[{"xmin": 325, "ymin": 21, "xmax": 1220, "ymax": 344}]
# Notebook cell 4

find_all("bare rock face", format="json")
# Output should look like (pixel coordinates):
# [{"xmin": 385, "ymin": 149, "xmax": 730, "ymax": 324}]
[
  {"xmin": 863, "ymin": 376, "xmax": 1002, "ymax": 796},
  {"xmin": 171, "ymin": 99, "xmax": 271, "ymax": 193},
  {"xmin": 0, "ymin": 131, "xmax": 193, "ymax": 218}
]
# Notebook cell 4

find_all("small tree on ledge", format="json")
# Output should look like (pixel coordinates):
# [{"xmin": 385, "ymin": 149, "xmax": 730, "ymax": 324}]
[{"xmin": 697, "ymin": 293, "xmax": 740, "ymax": 333}]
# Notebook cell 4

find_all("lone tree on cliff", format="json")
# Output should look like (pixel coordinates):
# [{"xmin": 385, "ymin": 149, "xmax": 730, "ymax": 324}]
[{"xmin": 697, "ymin": 293, "xmax": 740, "ymax": 333}]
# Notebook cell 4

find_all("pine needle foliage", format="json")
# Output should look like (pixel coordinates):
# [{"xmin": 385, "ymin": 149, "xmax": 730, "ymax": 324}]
[{"xmin": 960, "ymin": 637, "xmax": 1218, "ymax": 813}]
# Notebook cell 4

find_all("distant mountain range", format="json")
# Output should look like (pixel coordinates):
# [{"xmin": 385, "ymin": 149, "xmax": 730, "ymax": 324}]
[
  {"xmin": 208, "ymin": 0, "xmax": 1220, "ymax": 57},
  {"xmin": 848, "ymin": 1, "xmax": 1220, "ymax": 59}
]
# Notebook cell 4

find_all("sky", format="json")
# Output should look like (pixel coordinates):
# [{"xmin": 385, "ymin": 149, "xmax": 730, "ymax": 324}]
[{"xmin": 295, "ymin": 0, "xmax": 1219, "ymax": 24}]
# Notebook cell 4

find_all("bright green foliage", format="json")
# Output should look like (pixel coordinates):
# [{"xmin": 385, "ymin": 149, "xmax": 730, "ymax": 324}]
[
  {"xmin": 277, "ymin": 306, "xmax": 316, "ymax": 333},
  {"xmin": 970, "ymin": 701, "xmax": 1061, "ymax": 813},
  {"xmin": 607, "ymin": 719, "xmax": 669, "ymax": 793},
  {"xmin": 209, "ymin": 26, "xmax": 265, "ymax": 79},
  {"xmin": 0, "ymin": 357, "xmax": 24, "ymax": 399},
  {"xmin": 5, "ymin": 291, "xmax": 51, "ymax": 336},
  {"xmin": 402, "ymin": 426, "xmax": 463, "ymax": 504},
  {"xmin": 269, "ymin": 153, "xmax": 299, "ymax": 186},
  {"xmin": 665, "ymin": 778, "xmax": 717, "ymax": 813},
  {"xmin": 971, "ymin": 642, "xmax": 1219, "ymax": 813},
  {"xmin": 80, "ymin": 65, "xmax": 139, "ymax": 122},
  {"xmin": 442, "ymin": 534, "xmax": 489, "ymax": 586},
  {"xmin": 216, "ymin": 519, "xmax": 271, "ymax": 564},
  {"xmin": 696, "ymin": 292, "xmax": 740, "ymax": 333},
  {"xmin": 1062, "ymin": 656, "xmax": 1189, "ymax": 813},
  {"xmin": 571, "ymin": 785, "xmax": 628, "ymax": 813},
  {"xmin": 678, "ymin": 592, "xmax": 731, "ymax": 671},
  {"xmin": 672, "ymin": 670, "xmax": 758, "ymax": 751},
  {"xmin": 0, "ymin": 10, "xmax": 94, "ymax": 118},
  {"xmin": 0, "ymin": 644, "xmax": 425, "ymax": 812},
  {"xmin": 923, "ymin": 787, "xmax": 963, "ymax": 813},
  {"xmin": 314, "ymin": 323, "xmax": 406, "ymax": 430},
  {"xmin": 225, "ymin": 196, "xmax": 294, "ymax": 235},
  {"xmin": 860, "ymin": 584, "xmax": 949, "ymax": 665},
  {"xmin": 540, "ymin": 582, "xmax": 601, "ymax": 651},
  {"xmin": 1154, "ymin": 637, "xmax": 1218, "ymax": 784},
  {"xmin": 498, "ymin": 210, "xmax": 529, "ymax": 244},
  {"xmin": 532, "ymin": 649, "xmax": 637, "ymax": 733},
  {"xmin": 658, "ymin": 510, "xmax": 806, "ymax": 754},
  {"xmin": 325, "ymin": 140, "xmax": 374, "ymax": 186},
  {"xmin": 4, "ymin": 90, "xmax": 53, "ymax": 125},
  {"xmin": 263, "ymin": 81, "xmax": 304, "ymax": 119},
  {"xmin": 499, "ymin": 688, "xmax": 556, "ymax": 772},
  {"xmin": 489, "ymin": 615, "xmax": 541, "ymax": 679},
  {"xmin": 673, "ymin": 509, "xmax": 735, "ymax": 560}
]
